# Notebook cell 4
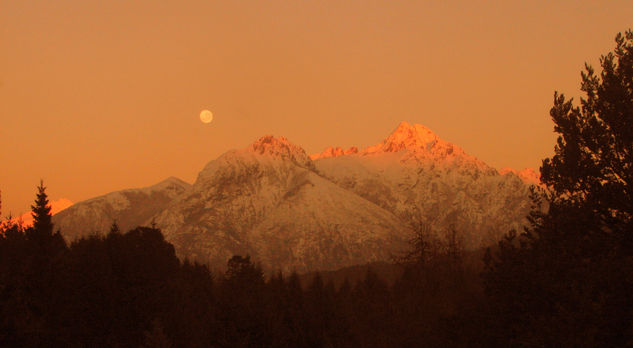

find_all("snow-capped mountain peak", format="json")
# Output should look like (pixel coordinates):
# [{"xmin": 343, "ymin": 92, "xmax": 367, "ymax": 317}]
[
  {"xmin": 357, "ymin": 121, "xmax": 492, "ymax": 173},
  {"xmin": 249, "ymin": 135, "xmax": 313, "ymax": 168},
  {"xmin": 310, "ymin": 122, "xmax": 446, "ymax": 159},
  {"xmin": 363, "ymin": 121, "xmax": 441, "ymax": 154},
  {"xmin": 308, "ymin": 121, "xmax": 493, "ymax": 173}
]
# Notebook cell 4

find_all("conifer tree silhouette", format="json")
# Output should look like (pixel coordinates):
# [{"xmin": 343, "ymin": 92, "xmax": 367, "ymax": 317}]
[
  {"xmin": 31, "ymin": 180, "xmax": 53, "ymax": 235},
  {"xmin": 484, "ymin": 29, "xmax": 633, "ymax": 347}
]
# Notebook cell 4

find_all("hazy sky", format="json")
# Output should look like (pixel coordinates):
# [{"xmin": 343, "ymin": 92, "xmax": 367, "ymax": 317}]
[{"xmin": 2, "ymin": 1, "xmax": 632, "ymax": 215}]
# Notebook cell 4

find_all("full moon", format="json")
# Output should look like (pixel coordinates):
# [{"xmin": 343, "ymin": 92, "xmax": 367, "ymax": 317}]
[{"xmin": 199, "ymin": 109, "xmax": 213, "ymax": 124}]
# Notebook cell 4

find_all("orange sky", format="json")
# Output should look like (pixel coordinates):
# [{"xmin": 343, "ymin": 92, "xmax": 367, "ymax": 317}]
[{"xmin": 1, "ymin": 1, "xmax": 632, "ymax": 216}]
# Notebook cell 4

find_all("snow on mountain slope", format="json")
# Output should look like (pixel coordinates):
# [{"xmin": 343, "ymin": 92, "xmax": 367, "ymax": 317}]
[
  {"xmin": 53, "ymin": 177, "xmax": 191, "ymax": 241},
  {"xmin": 51, "ymin": 122, "xmax": 535, "ymax": 273},
  {"xmin": 152, "ymin": 136, "xmax": 410, "ymax": 273},
  {"xmin": 312, "ymin": 122, "xmax": 533, "ymax": 248},
  {"xmin": 499, "ymin": 167, "xmax": 542, "ymax": 186},
  {"xmin": 362, "ymin": 121, "xmax": 495, "ymax": 174}
]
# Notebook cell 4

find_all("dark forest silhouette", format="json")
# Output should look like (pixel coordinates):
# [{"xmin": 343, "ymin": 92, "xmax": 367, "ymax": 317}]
[
  {"xmin": 0, "ymin": 186, "xmax": 477, "ymax": 347},
  {"xmin": 1, "ymin": 30, "xmax": 632, "ymax": 347}
]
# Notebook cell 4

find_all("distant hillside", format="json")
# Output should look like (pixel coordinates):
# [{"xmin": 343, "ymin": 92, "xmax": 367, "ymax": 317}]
[{"xmin": 53, "ymin": 177, "xmax": 190, "ymax": 241}]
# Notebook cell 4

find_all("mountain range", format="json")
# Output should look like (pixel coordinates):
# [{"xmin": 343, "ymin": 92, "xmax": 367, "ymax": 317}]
[{"xmin": 53, "ymin": 122, "xmax": 536, "ymax": 272}]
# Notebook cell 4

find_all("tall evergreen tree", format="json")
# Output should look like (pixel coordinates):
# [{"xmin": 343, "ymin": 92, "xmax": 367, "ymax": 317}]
[
  {"xmin": 31, "ymin": 180, "xmax": 53, "ymax": 235},
  {"xmin": 484, "ymin": 29, "xmax": 633, "ymax": 346},
  {"xmin": 542, "ymin": 30, "xmax": 633, "ymax": 236}
]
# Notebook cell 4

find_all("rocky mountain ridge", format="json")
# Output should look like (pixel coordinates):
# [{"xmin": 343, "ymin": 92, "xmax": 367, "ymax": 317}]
[
  {"xmin": 311, "ymin": 122, "xmax": 534, "ymax": 250},
  {"xmin": 54, "ymin": 122, "xmax": 537, "ymax": 272}
]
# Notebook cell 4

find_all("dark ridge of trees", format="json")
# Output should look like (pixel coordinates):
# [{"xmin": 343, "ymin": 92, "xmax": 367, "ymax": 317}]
[
  {"xmin": 1, "ymin": 182, "xmax": 482, "ymax": 347},
  {"xmin": 1, "ymin": 29, "xmax": 631, "ymax": 348}
]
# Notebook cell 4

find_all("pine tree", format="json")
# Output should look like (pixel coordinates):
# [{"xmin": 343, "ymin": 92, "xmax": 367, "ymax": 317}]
[
  {"xmin": 109, "ymin": 221, "xmax": 121, "ymax": 235},
  {"xmin": 31, "ymin": 180, "xmax": 53, "ymax": 236},
  {"xmin": 542, "ymin": 30, "xmax": 633, "ymax": 237},
  {"xmin": 484, "ymin": 29, "xmax": 633, "ymax": 346},
  {"xmin": 11, "ymin": 181, "xmax": 68, "ymax": 346}
]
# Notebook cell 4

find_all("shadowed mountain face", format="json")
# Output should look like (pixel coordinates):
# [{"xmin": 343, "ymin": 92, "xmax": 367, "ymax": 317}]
[
  {"xmin": 54, "ymin": 122, "xmax": 535, "ymax": 272},
  {"xmin": 53, "ymin": 177, "xmax": 191, "ymax": 241}
]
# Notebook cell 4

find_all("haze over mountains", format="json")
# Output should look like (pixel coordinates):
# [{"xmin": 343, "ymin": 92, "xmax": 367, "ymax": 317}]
[{"xmin": 53, "ymin": 122, "xmax": 537, "ymax": 272}]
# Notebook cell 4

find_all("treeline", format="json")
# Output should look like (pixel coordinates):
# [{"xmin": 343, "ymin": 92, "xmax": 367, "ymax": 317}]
[{"xmin": 0, "ymin": 184, "xmax": 482, "ymax": 347}]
